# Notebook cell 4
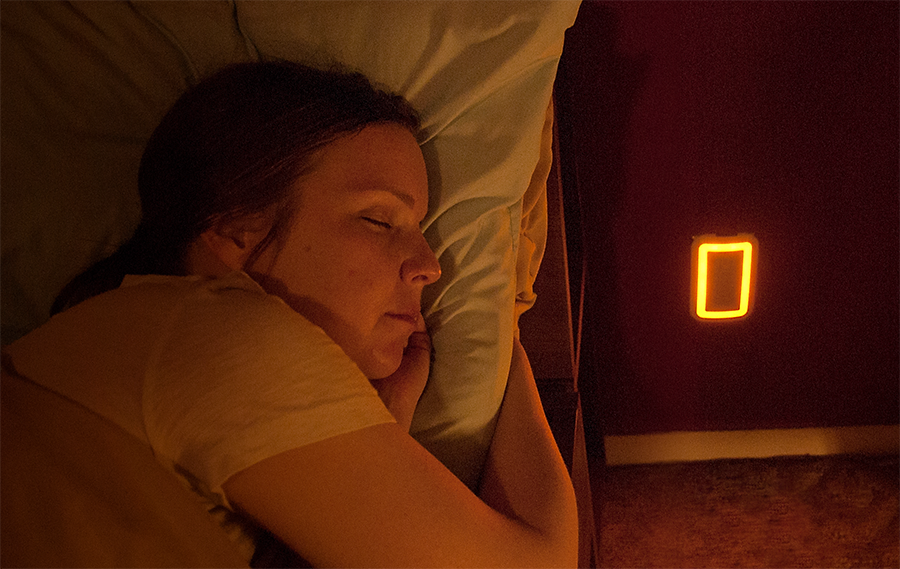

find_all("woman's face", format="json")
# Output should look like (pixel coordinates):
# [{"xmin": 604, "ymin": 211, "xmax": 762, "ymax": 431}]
[{"xmin": 248, "ymin": 124, "xmax": 441, "ymax": 379}]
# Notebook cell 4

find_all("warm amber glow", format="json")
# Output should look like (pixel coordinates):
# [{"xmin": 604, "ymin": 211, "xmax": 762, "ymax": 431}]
[{"xmin": 691, "ymin": 234, "xmax": 757, "ymax": 320}]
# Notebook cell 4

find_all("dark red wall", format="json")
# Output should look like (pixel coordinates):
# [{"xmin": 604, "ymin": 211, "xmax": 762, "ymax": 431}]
[{"xmin": 555, "ymin": 1, "xmax": 898, "ymax": 445}]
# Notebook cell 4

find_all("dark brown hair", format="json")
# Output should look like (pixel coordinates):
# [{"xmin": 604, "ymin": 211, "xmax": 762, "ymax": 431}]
[{"xmin": 52, "ymin": 60, "xmax": 420, "ymax": 314}]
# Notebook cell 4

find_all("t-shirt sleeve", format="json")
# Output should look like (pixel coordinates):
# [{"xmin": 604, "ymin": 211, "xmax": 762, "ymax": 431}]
[{"xmin": 142, "ymin": 279, "xmax": 395, "ymax": 506}]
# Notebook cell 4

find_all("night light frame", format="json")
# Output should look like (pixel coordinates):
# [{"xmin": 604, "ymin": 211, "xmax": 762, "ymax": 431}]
[{"xmin": 690, "ymin": 234, "xmax": 758, "ymax": 320}]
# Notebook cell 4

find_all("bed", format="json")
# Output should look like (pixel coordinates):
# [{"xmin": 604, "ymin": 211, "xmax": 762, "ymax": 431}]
[{"xmin": 0, "ymin": 2, "xmax": 591, "ymax": 566}]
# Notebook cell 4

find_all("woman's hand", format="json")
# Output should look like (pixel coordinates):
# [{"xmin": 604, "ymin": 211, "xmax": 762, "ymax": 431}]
[{"xmin": 368, "ymin": 318, "xmax": 431, "ymax": 431}]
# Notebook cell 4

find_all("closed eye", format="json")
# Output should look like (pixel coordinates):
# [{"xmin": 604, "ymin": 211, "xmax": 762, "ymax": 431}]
[{"xmin": 363, "ymin": 217, "xmax": 392, "ymax": 230}]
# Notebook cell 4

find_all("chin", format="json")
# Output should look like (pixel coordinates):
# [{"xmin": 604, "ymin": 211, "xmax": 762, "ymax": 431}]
[{"xmin": 361, "ymin": 345, "xmax": 405, "ymax": 380}]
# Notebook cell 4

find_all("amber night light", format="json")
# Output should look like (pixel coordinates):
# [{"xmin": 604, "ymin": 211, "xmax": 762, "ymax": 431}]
[{"xmin": 691, "ymin": 234, "xmax": 758, "ymax": 320}]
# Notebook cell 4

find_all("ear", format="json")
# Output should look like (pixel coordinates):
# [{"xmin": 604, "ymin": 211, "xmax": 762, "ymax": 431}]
[{"xmin": 199, "ymin": 216, "xmax": 272, "ymax": 272}]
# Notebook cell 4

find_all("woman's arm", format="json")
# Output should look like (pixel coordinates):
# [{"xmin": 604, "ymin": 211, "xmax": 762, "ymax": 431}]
[
  {"xmin": 222, "ymin": 337, "xmax": 578, "ymax": 568},
  {"xmin": 477, "ymin": 336, "xmax": 579, "ymax": 565}
]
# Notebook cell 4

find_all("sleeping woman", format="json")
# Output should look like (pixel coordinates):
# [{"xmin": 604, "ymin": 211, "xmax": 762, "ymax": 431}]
[{"xmin": 2, "ymin": 60, "xmax": 577, "ymax": 568}]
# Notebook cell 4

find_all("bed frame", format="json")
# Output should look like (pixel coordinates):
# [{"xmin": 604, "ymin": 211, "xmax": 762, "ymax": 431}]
[{"xmin": 519, "ymin": 109, "xmax": 598, "ymax": 568}]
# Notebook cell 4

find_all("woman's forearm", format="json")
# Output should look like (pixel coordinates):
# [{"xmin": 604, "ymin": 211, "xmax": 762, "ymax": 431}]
[{"xmin": 478, "ymin": 337, "xmax": 579, "ymax": 567}]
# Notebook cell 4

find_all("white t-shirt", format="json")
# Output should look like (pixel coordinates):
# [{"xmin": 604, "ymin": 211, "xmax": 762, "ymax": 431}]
[{"xmin": 4, "ymin": 271, "xmax": 395, "ymax": 515}]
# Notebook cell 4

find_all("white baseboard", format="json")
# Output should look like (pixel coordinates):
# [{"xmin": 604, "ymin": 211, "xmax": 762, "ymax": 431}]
[{"xmin": 604, "ymin": 425, "xmax": 899, "ymax": 466}]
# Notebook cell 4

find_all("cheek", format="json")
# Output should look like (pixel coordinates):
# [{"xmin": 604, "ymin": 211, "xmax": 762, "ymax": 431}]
[
  {"xmin": 271, "ymin": 225, "xmax": 401, "ymax": 319},
  {"xmin": 312, "ymin": 255, "xmax": 392, "ymax": 324},
  {"xmin": 336, "ymin": 242, "xmax": 400, "ymax": 289}
]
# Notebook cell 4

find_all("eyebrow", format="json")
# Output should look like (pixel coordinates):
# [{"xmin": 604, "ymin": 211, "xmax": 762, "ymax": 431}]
[
  {"xmin": 364, "ymin": 188, "xmax": 418, "ymax": 211},
  {"xmin": 385, "ymin": 188, "xmax": 416, "ymax": 210}
]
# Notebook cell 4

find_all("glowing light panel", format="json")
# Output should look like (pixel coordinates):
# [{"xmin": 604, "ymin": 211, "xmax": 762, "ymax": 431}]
[{"xmin": 691, "ymin": 234, "xmax": 757, "ymax": 320}]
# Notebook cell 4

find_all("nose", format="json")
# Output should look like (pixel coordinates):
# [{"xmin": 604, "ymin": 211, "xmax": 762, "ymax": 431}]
[{"xmin": 401, "ymin": 233, "xmax": 441, "ymax": 286}]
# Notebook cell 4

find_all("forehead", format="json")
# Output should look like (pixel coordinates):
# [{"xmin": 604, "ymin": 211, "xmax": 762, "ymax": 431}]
[{"xmin": 304, "ymin": 124, "xmax": 429, "ymax": 217}]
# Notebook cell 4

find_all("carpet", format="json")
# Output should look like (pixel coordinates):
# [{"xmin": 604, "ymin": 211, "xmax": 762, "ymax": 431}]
[{"xmin": 592, "ymin": 454, "xmax": 899, "ymax": 568}]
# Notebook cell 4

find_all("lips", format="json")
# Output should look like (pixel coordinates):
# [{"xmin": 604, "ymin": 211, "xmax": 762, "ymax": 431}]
[{"xmin": 385, "ymin": 312, "xmax": 418, "ymax": 326}]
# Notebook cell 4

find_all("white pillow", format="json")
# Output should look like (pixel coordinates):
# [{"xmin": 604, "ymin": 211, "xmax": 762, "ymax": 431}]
[
  {"xmin": 1, "ymin": 1, "xmax": 259, "ymax": 342},
  {"xmin": 0, "ymin": 0, "xmax": 578, "ymax": 487}
]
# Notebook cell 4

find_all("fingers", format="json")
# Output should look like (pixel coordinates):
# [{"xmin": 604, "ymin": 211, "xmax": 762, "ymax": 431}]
[
  {"xmin": 414, "ymin": 313, "xmax": 427, "ymax": 333},
  {"xmin": 405, "ymin": 331, "xmax": 431, "ymax": 354}
]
